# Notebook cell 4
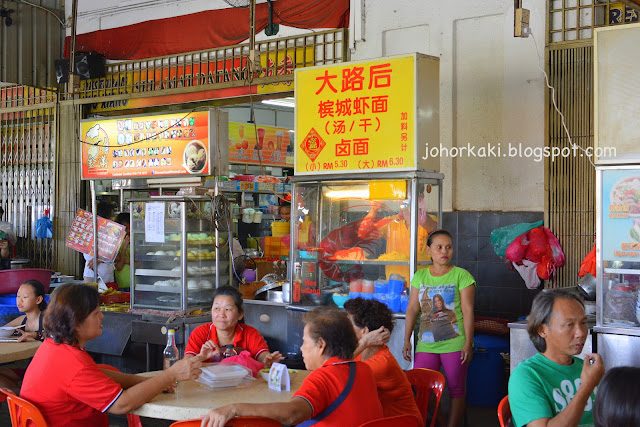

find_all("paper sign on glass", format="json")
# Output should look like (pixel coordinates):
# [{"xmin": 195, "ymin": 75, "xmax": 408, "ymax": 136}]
[
  {"xmin": 268, "ymin": 362, "xmax": 290, "ymax": 391},
  {"xmin": 145, "ymin": 202, "xmax": 165, "ymax": 243}
]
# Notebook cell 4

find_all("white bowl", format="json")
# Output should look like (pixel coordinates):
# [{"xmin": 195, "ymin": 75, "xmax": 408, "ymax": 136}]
[{"xmin": 0, "ymin": 326, "xmax": 23, "ymax": 338}]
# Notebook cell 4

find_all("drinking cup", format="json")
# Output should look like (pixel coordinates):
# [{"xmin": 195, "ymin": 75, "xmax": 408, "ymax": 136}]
[
  {"xmin": 388, "ymin": 279, "xmax": 404, "ymax": 294},
  {"xmin": 361, "ymin": 280, "xmax": 375, "ymax": 293},
  {"xmin": 374, "ymin": 279, "xmax": 388, "ymax": 294}
]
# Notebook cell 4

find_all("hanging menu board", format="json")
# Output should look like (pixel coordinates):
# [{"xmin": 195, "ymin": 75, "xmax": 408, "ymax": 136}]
[
  {"xmin": 65, "ymin": 209, "xmax": 126, "ymax": 263},
  {"xmin": 80, "ymin": 110, "xmax": 217, "ymax": 179}
]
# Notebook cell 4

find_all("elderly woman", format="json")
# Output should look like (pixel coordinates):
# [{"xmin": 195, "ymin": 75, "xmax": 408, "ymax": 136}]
[
  {"xmin": 200, "ymin": 307, "xmax": 383, "ymax": 427},
  {"xmin": 345, "ymin": 297, "xmax": 422, "ymax": 424},
  {"xmin": 20, "ymin": 283, "xmax": 208, "ymax": 426},
  {"xmin": 184, "ymin": 286, "xmax": 282, "ymax": 366}
]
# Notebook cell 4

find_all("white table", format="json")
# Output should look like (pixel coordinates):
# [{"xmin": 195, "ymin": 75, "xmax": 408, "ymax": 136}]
[
  {"xmin": 131, "ymin": 370, "xmax": 310, "ymax": 421},
  {"xmin": 0, "ymin": 340, "xmax": 41, "ymax": 364}
]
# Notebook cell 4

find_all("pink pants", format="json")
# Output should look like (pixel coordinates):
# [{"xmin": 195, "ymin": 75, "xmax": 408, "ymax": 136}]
[{"xmin": 414, "ymin": 351, "xmax": 468, "ymax": 398}]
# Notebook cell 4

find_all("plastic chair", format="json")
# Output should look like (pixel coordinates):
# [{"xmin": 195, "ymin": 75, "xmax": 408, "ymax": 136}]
[
  {"xmin": 96, "ymin": 364, "xmax": 143, "ymax": 427},
  {"xmin": 0, "ymin": 387, "xmax": 47, "ymax": 427},
  {"xmin": 359, "ymin": 414, "xmax": 422, "ymax": 426},
  {"xmin": 170, "ymin": 417, "xmax": 281, "ymax": 427},
  {"xmin": 405, "ymin": 368, "xmax": 445, "ymax": 427},
  {"xmin": 497, "ymin": 395, "xmax": 512, "ymax": 427}
]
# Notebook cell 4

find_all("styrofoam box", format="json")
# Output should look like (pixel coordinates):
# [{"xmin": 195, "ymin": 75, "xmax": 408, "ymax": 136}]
[{"xmin": 196, "ymin": 364, "xmax": 251, "ymax": 389}]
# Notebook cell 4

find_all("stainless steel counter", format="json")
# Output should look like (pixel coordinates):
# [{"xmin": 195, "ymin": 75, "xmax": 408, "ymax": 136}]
[{"xmin": 508, "ymin": 320, "xmax": 594, "ymax": 372}]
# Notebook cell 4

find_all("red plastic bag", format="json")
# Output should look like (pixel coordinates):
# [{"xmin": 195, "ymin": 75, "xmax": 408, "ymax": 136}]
[
  {"xmin": 506, "ymin": 233, "xmax": 529, "ymax": 263},
  {"xmin": 543, "ymin": 228, "xmax": 565, "ymax": 267},
  {"xmin": 578, "ymin": 243, "xmax": 596, "ymax": 278},
  {"xmin": 219, "ymin": 351, "xmax": 264, "ymax": 377},
  {"xmin": 537, "ymin": 256, "xmax": 554, "ymax": 280},
  {"xmin": 525, "ymin": 227, "xmax": 552, "ymax": 263}
]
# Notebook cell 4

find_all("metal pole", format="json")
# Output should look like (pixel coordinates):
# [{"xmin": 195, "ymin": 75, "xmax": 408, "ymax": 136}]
[
  {"xmin": 68, "ymin": 0, "xmax": 78, "ymax": 96},
  {"xmin": 90, "ymin": 179, "xmax": 98, "ymax": 283}
]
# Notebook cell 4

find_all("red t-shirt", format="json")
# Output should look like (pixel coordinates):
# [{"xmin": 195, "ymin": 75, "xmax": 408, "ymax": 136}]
[
  {"xmin": 293, "ymin": 357, "xmax": 383, "ymax": 426},
  {"xmin": 355, "ymin": 346, "xmax": 422, "ymax": 423},
  {"xmin": 20, "ymin": 339, "xmax": 123, "ymax": 427},
  {"xmin": 184, "ymin": 322, "xmax": 269, "ymax": 362}
]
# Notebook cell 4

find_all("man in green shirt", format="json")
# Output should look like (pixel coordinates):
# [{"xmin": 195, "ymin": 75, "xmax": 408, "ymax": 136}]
[{"xmin": 509, "ymin": 290, "xmax": 604, "ymax": 427}]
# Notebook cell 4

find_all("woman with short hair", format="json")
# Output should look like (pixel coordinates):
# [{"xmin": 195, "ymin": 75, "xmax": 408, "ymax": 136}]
[
  {"xmin": 200, "ymin": 307, "xmax": 383, "ymax": 427},
  {"xmin": 20, "ymin": 283, "xmax": 208, "ymax": 426}
]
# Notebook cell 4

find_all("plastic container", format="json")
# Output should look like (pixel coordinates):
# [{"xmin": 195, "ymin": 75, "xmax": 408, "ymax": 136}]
[
  {"xmin": 197, "ymin": 364, "xmax": 251, "ymax": 389},
  {"xmin": 466, "ymin": 334, "xmax": 509, "ymax": 406},
  {"xmin": 388, "ymin": 279, "xmax": 404, "ymax": 294},
  {"xmin": 400, "ymin": 294, "xmax": 409, "ymax": 313},
  {"xmin": 373, "ymin": 293, "xmax": 388, "ymax": 305},
  {"xmin": 271, "ymin": 221, "xmax": 290, "ymax": 237},
  {"xmin": 387, "ymin": 293, "xmax": 401, "ymax": 312},
  {"xmin": 253, "ymin": 211, "xmax": 263, "ymax": 223},
  {"xmin": 374, "ymin": 280, "xmax": 388, "ymax": 294},
  {"xmin": 349, "ymin": 280, "xmax": 362, "ymax": 293},
  {"xmin": 360, "ymin": 292, "xmax": 374, "ymax": 300},
  {"xmin": 0, "ymin": 269, "xmax": 54, "ymax": 294},
  {"xmin": 349, "ymin": 292, "xmax": 361, "ymax": 299},
  {"xmin": 361, "ymin": 280, "xmax": 374, "ymax": 293}
]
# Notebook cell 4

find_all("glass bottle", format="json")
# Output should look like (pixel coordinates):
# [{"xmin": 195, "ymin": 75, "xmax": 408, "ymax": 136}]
[
  {"xmin": 163, "ymin": 328, "xmax": 179, "ymax": 393},
  {"xmin": 293, "ymin": 263, "xmax": 302, "ymax": 303},
  {"xmin": 222, "ymin": 344, "xmax": 238, "ymax": 359}
]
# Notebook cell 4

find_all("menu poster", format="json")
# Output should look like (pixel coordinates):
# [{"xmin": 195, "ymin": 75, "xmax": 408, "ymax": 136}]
[
  {"xmin": 80, "ymin": 111, "xmax": 212, "ymax": 179},
  {"xmin": 229, "ymin": 122, "xmax": 294, "ymax": 167},
  {"xmin": 145, "ymin": 202, "xmax": 165, "ymax": 243},
  {"xmin": 602, "ymin": 168, "xmax": 640, "ymax": 261},
  {"xmin": 65, "ymin": 209, "xmax": 126, "ymax": 263}
]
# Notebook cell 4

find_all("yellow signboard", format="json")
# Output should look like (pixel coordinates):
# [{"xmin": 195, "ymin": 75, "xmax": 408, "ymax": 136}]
[{"xmin": 294, "ymin": 56, "xmax": 416, "ymax": 174}]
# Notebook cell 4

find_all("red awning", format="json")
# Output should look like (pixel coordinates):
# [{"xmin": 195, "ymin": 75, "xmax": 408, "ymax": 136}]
[{"xmin": 64, "ymin": 0, "xmax": 349, "ymax": 60}]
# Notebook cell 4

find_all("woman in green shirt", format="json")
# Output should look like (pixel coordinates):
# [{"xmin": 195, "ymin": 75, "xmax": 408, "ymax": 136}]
[{"xmin": 114, "ymin": 213, "xmax": 130, "ymax": 291}]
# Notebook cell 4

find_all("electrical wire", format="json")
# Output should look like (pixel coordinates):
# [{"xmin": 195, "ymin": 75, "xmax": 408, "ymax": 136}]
[
  {"xmin": 530, "ymin": 31, "xmax": 596, "ymax": 168},
  {"xmin": 16, "ymin": 0, "xmax": 68, "ymax": 27}
]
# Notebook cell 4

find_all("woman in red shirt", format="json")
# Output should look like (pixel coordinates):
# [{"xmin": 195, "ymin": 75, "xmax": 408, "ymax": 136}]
[
  {"xmin": 20, "ymin": 283, "xmax": 208, "ymax": 427},
  {"xmin": 184, "ymin": 286, "xmax": 282, "ymax": 366},
  {"xmin": 200, "ymin": 307, "xmax": 384, "ymax": 427},
  {"xmin": 345, "ymin": 297, "xmax": 422, "ymax": 424}
]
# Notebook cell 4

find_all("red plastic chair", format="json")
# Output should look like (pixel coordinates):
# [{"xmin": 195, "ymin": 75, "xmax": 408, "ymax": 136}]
[
  {"xmin": 498, "ymin": 395, "xmax": 512, "ymax": 427},
  {"xmin": 0, "ymin": 387, "xmax": 47, "ymax": 427},
  {"xmin": 97, "ymin": 364, "xmax": 143, "ymax": 427},
  {"xmin": 405, "ymin": 368, "xmax": 445, "ymax": 427},
  {"xmin": 359, "ymin": 414, "xmax": 422, "ymax": 427},
  {"xmin": 170, "ymin": 417, "xmax": 281, "ymax": 427}
]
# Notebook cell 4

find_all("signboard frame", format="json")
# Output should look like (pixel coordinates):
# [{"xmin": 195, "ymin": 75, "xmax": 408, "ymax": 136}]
[{"xmin": 293, "ymin": 53, "xmax": 439, "ymax": 175}]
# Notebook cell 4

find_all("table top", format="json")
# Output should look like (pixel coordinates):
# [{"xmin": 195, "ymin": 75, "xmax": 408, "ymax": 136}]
[
  {"xmin": 0, "ymin": 340, "xmax": 41, "ymax": 364},
  {"xmin": 131, "ymin": 369, "xmax": 310, "ymax": 421}
]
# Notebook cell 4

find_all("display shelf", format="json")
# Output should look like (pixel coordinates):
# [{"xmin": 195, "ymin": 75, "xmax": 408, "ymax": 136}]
[
  {"xmin": 323, "ymin": 259, "xmax": 411, "ymax": 266},
  {"xmin": 136, "ymin": 284, "xmax": 215, "ymax": 293},
  {"xmin": 603, "ymin": 268, "xmax": 640, "ymax": 275},
  {"xmin": 135, "ymin": 269, "xmax": 182, "ymax": 277}
]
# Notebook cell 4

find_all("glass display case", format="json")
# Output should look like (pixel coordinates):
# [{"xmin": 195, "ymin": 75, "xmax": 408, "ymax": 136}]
[
  {"xmin": 128, "ymin": 196, "xmax": 231, "ymax": 310},
  {"xmin": 595, "ymin": 166, "xmax": 640, "ymax": 369},
  {"xmin": 288, "ymin": 171, "xmax": 443, "ymax": 309}
]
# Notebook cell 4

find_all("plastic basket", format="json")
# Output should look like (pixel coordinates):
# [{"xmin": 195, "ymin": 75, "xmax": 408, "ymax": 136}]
[
  {"xmin": 100, "ymin": 292, "xmax": 130, "ymax": 304},
  {"xmin": 474, "ymin": 316, "xmax": 511, "ymax": 336}
]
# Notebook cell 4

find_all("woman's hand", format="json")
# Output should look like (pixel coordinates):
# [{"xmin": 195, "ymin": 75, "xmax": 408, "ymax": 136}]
[
  {"xmin": 361, "ymin": 326, "xmax": 390, "ymax": 348},
  {"xmin": 460, "ymin": 342, "xmax": 473, "ymax": 365},
  {"xmin": 402, "ymin": 340, "xmax": 413, "ymax": 362},
  {"xmin": 199, "ymin": 340, "xmax": 220, "ymax": 360},
  {"xmin": 168, "ymin": 353, "xmax": 207, "ymax": 382},
  {"xmin": 261, "ymin": 351, "xmax": 284, "ymax": 368},
  {"xmin": 200, "ymin": 404, "xmax": 236, "ymax": 427},
  {"xmin": 16, "ymin": 330, "xmax": 36, "ymax": 342}
]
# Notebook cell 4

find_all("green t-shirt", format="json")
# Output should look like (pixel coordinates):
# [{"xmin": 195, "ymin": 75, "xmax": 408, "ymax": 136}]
[
  {"xmin": 115, "ymin": 247, "xmax": 130, "ymax": 290},
  {"xmin": 410, "ymin": 266, "xmax": 475, "ymax": 354},
  {"xmin": 508, "ymin": 353, "xmax": 597, "ymax": 427}
]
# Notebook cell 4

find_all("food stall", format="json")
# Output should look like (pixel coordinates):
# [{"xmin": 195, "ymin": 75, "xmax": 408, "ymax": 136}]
[
  {"xmin": 593, "ymin": 24, "xmax": 640, "ymax": 369},
  {"xmin": 78, "ymin": 108, "xmax": 231, "ymax": 368},
  {"xmin": 244, "ymin": 53, "xmax": 443, "ymax": 365}
]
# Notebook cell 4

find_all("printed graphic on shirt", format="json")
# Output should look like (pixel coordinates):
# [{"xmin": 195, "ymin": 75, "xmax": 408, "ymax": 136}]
[{"xmin": 418, "ymin": 284, "xmax": 459, "ymax": 343}]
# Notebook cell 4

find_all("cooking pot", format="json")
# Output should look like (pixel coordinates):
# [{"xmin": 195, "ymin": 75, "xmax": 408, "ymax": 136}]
[{"xmin": 577, "ymin": 273, "xmax": 596, "ymax": 301}]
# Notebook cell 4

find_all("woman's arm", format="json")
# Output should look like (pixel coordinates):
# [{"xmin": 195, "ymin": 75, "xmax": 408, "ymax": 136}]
[
  {"xmin": 200, "ymin": 397, "xmax": 313, "ymax": 427},
  {"xmin": 4, "ymin": 315, "xmax": 25, "ymax": 328},
  {"xmin": 459, "ymin": 285, "xmax": 475, "ymax": 364},
  {"xmin": 403, "ymin": 286, "xmax": 420, "ymax": 362},
  {"xmin": 114, "ymin": 235, "xmax": 130, "ymax": 272},
  {"xmin": 108, "ymin": 353, "xmax": 208, "ymax": 414},
  {"xmin": 101, "ymin": 369, "xmax": 148, "ymax": 389},
  {"xmin": 257, "ymin": 350, "xmax": 284, "ymax": 367}
]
